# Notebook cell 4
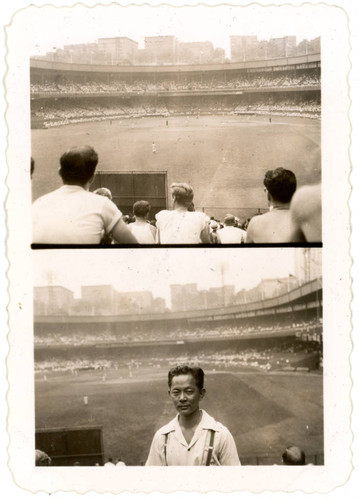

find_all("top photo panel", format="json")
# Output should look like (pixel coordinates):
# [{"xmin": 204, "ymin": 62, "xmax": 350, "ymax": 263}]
[{"xmin": 29, "ymin": 4, "xmax": 323, "ymax": 246}]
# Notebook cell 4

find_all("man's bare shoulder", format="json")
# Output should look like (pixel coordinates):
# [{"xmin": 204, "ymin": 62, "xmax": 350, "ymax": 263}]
[{"xmin": 291, "ymin": 184, "xmax": 321, "ymax": 219}]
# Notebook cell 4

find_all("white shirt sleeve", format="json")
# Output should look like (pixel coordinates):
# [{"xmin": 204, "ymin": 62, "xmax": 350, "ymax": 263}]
[
  {"xmin": 145, "ymin": 432, "xmax": 165, "ymax": 466},
  {"xmin": 101, "ymin": 198, "xmax": 123, "ymax": 234}
]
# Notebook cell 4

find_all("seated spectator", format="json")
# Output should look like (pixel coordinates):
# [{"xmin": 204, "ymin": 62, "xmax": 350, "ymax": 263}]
[
  {"xmin": 32, "ymin": 146, "xmax": 137, "ymax": 244},
  {"xmin": 155, "ymin": 183, "xmax": 210, "ymax": 244},
  {"xmin": 217, "ymin": 214, "xmax": 246, "ymax": 244},
  {"xmin": 104, "ymin": 457, "xmax": 115, "ymax": 467},
  {"xmin": 290, "ymin": 184, "xmax": 322, "ymax": 242},
  {"xmin": 94, "ymin": 187, "xmax": 115, "ymax": 244},
  {"xmin": 35, "ymin": 449, "xmax": 51, "ymax": 466},
  {"xmin": 209, "ymin": 220, "xmax": 220, "ymax": 244},
  {"xmin": 128, "ymin": 200, "xmax": 157, "ymax": 244},
  {"xmin": 116, "ymin": 457, "xmax": 126, "ymax": 466},
  {"xmin": 246, "ymin": 168, "xmax": 297, "ymax": 243},
  {"xmin": 282, "ymin": 446, "xmax": 306, "ymax": 465},
  {"xmin": 93, "ymin": 187, "xmax": 112, "ymax": 200}
]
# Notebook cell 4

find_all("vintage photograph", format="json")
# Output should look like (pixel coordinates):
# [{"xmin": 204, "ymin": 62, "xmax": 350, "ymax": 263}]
[
  {"xmin": 33, "ymin": 248, "xmax": 323, "ymax": 467},
  {"xmin": 29, "ymin": 3, "xmax": 322, "ymax": 245},
  {"xmin": 4, "ymin": 1, "xmax": 353, "ymax": 495}
]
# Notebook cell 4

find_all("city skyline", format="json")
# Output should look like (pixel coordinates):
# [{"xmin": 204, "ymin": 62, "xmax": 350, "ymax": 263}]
[
  {"xmin": 25, "ymin": 4, "xmax": 321, "ymax": 59},
  {"xmin": 33, "ymin": 248, "xmax": 318, "ymax": 307}
]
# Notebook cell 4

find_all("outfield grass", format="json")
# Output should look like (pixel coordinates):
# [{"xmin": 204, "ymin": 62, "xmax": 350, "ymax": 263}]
[
  {"xmin": 31, "ymin": 114, "xmax": 321, "ymax": 220},
  {"xmin": 35, "ymin": 368, "xmax": 323, "ymax": 465}
]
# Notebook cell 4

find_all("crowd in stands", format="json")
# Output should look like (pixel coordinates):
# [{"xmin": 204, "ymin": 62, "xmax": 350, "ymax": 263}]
[
  {"xmin": 32, "ymin": 145, "xmax": 322, "ymax": 244},
  {"xmin": 30, "ymin": 72, "xmax": 320, "ymax": 95},
  {"xmin": 34, "ymin": 334, "xmax": 321, "ymax": 374},
  {"xmin": 34, "ymin": 318, "xmax": 322, "ymax": 347},
  {"xmin": 31, "ymin": 98, "xmax": 320, "ymax": 128}
]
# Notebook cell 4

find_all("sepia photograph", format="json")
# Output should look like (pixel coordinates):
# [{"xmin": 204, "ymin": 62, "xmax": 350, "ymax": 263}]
[
  {"xmin": 28, "ymin": 3, "xmax": 322, "ymax": 245},
  {"xmin": 4, "ymin": 1, "xmax": 354, "ymax": 496},
  {"xmin": 33, "ymin": 248, "xmax": 323, "ymax": 467}
]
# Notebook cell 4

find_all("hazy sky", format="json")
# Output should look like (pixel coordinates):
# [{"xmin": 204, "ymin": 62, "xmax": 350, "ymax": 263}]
[
  {"xmin": 23, "ymin": 3, "xmax": 321, "ymax": 58},
  {"xmin": 33, "ymin": 248, "xmax": 297, "ymax": 303}
]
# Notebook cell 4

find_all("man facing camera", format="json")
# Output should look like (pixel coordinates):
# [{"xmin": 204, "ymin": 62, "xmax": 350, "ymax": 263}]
[
  {"xmin": 32, "ymin": 145, "xmax": 137, "ymax": 244},
  {"xmin": 146, "ymin": 365, "xmax": 241, "ymax": 466}
]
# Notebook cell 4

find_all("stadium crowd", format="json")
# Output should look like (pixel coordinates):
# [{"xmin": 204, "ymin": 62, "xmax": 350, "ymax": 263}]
[
  {"xmin": 32, "ymin": 98, "xmax": 320, "ymax": 128},
  {"xmin": 34, "ymin": 318, "xmax": 322, "ymax": 347},
  {"xmin": 30, "ymin": 72, "xmax": 320, "ymax": 95},
  {"xmin": 32, "ymin": 145, "xmax": 322, "ymax": 244},
  {"xmin": 34, "ymin": 339, "xmax": 321, "ymax": 375}
]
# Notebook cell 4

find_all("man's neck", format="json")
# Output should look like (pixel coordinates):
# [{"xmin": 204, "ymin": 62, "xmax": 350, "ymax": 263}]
[
  {"xmin": 179, "ymin": 408, "xmax": 202, "ymax": 429},
  {"xmin": 63, "ymin": 182, "xmax": 89, "ymax": 191},
  {"xmin": 270, "ymin": 202, "xmax": 290, "ymax": 211}
]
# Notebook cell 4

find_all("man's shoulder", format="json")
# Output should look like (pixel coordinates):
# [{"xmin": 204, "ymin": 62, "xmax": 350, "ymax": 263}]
[{"xmin": 154, "ymin": 416, "xmax": 177, "ymax": 436}]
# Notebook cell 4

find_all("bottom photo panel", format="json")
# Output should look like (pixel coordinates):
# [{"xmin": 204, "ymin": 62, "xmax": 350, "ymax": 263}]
[{"xmin": 33, "ymin": 248, "xmax": 323, "ymax": 467}]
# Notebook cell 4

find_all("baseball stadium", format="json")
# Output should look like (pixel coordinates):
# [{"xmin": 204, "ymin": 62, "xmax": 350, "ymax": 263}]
[
  {"xmin": 31, "ymin": 52, "xmax": 321, "ymax": 221},
  {"xmin": 34, "ymin": 274, "xmax": 323, "ymax": 466}
]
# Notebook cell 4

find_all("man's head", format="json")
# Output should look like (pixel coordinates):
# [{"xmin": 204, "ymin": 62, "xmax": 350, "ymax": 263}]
[
  {"xmin": 223, "ymin": 214, "xmax": 236, "ymax": 227},
  {"xmin": 133, "ymin": 200, "xmax": 151, "ymax": 218},
  {"xmin": 168, "ymin": 365, "xmax": 205, "ymax": 417},
  {"xmin": 263, "ymin": 168, "xmax": 297, "ymax": 204},
  {"xmin": 59, "ymin": 145, "xmax": 98, "ymax": 187},
  {"xmin": 171, "ymin": 183, "xmax": 194, "ymax": 208},
  {"xmin": 94, "ymin": 187, "xmax": 112, "ymax": 200},
  {"xmin": 282, "ymin": 446, "xmax": 306, "ymax": 465}
]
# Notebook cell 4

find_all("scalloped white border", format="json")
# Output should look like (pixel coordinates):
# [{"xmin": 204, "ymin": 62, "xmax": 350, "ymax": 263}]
[{"xmin": 2, "ymin": 0, "xmax": 357, "ymax": 497}]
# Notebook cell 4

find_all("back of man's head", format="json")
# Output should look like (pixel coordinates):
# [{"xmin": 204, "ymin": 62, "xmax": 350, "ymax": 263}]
[
  {"xmin": 171, "ymin": 183, "xmax": 194, "ymax": 208},
  {"xmin": 223, "ymin": 214, "xmax": 236, "ymax": 226},
  {"xmin": 264, "ymin": 168, "xmax": 297, "ymax": 204},
  {"xmin": 133, "ymin": 200, "xmax": 151, "ymax": 218},
  {"xmin": 282, "ymin": 446, "xmax": 306, "ymax": 465},
  {"xmin": 59, "ymin": 145, "xmax": 98, "ymax": 186}
]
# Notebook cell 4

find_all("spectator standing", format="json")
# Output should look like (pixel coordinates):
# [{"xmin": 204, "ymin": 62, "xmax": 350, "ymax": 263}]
[
  {"xmin": 32, "ymin": 145, "xmax": 137, "ymax": 244},
  {"xmin": 217, "ymin": 214, "xmax": 246, "ymax": 244},
  {"xmin": 246, "ymin": 168, "xmax": 297, "ymax": 243},
  {"xmin": 145, "ymin": 365, "xmax": 240, "ymax": 466},
  {"xmin": 128, "ymin": 200, "xmax": 157, "ymax": 244},
  {"xmin": 155, "ymin": 183, "xmax": 210, "ymax": 244}
]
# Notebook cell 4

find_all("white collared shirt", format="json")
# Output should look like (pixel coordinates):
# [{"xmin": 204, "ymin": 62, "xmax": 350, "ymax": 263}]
[{"xmin": 145, "ymin": 410, "xmax": 241, "ymax": 466}]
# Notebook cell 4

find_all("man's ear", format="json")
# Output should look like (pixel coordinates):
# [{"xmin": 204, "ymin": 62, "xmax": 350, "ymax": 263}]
[
  {"xmin": 58, "ymin": 167, "xmax": 62, "ymax": 177},
  {"xmin": 88, "ymin": 174, "xmax": 95, "ymax": 186},
  {"xmin": 199, "ymin": 388, "xmax": 206, "ymax": 400}
]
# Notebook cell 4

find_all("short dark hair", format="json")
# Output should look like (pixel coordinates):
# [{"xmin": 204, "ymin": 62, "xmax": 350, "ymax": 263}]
[
  {"xmin": 282, "ymin": 446, "xmax": 306, "ymax": 465},
  {"xmin": 59, "ymin": 145, "xmax": 98, "ymax": 185},
  {"xmin": 171, "ymin": 183, "xmax": 194, "ymax": 208},
  {"xmin": 133, "ymin": 200, "xmax": 151, "ymax": 217},
  {"xmin": 168, "ymin": 365, "xmax": 204, "ymax": 390},
  {"xmin": 224, "ymin": 214, "xmax": 236, "ymax": 226},
  {"xmin": 263, "ymin": 168, "xmax": 297, "ymax": 203}
]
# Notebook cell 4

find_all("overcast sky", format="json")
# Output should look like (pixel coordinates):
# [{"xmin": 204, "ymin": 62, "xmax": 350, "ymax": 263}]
[
  {"xmin": 33, "ymin": 248, "xmax": 297, "ymax": 304},
  {"xmin": 22, "ymin": 3, "xmax": 321, "ymax": 58}
]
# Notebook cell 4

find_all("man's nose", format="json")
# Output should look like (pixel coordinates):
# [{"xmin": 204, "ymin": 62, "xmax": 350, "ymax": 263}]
[{"xmin": 179, "ymin": 392, "xmax": 187, "ymax": 401}]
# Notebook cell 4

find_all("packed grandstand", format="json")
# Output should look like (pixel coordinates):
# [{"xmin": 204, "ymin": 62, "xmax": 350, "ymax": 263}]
[
  {"xmin": 34, "ymin": 277, "xmax": 323, "ymax": 374},
  {"xmin": 30, "ymin": 54, "xmax": 321, "ymax": 128}
]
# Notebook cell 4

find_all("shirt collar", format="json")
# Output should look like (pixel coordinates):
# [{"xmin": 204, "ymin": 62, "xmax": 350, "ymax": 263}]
[{"xmin": 159, "ymin": 409, "xmax": 220, "ymax": 435}]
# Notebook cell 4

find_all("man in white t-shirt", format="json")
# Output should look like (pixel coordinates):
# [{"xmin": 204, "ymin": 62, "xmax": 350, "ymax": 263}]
[
  {"xmin": 32, "ymin": 145, "xmax": 137, "ymax": 244},
  {"xmin": 128, "ymin": 200, "xmax": 157, "ymax": 244},
  {"xmin": 155, "ymin": 183, "xmax": 210, "ymax": 244},
  {"xmin": 217, "ymin": 214, "xmax": 246, "ymax": 244}
]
